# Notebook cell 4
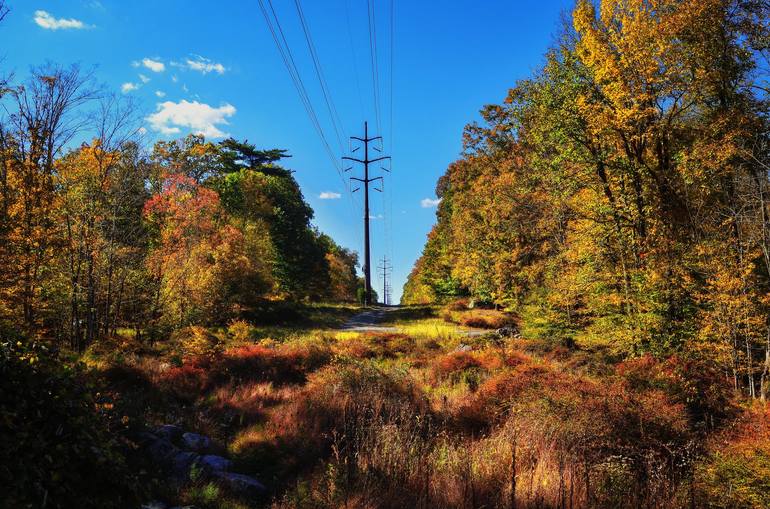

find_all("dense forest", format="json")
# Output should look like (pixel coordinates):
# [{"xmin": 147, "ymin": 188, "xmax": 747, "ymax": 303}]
[
  {"xmin": 0, "ymin": 66, "xmax": 362, "ymax": 348},
  {"xmin": 404, "ymin": 0, "xmax": 770, "ymax": 397}
]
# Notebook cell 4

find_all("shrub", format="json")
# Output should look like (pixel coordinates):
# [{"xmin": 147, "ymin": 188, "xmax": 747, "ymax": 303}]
[
  {"xmin": 226, "ymin": 319, "xmax": 254, "ymax": 344},
  {"xmin": 457, "ymin": 310, "xmax": 516, "ymax": 329},
  {"xmin": 695, "ymin": 406, "xmax": 770, "ymax": 509},
  {"xmin": 173, "ymin": 326, "xmax": 224, "ymax": 359},
  {"xmin": 219, "ymin": 340, "xmax": 332, "ymax": 385},
  {"xmin": 446, "ymin": 298, "xmax": 470, "ymax": 311},
  {"xmin": 617, "ymin": 354, "xmax": 733, "ymax": 426},
  {"xmin": 160, "ymin": 361, "xmax": 211, "ymax": 400},
  {"xmin": 431, "ymin": 350, "xmax": 506, "ymax": 385},
  {"xmin": 0, "ymin": 341, "xmax": 140, "ymax": 508}
]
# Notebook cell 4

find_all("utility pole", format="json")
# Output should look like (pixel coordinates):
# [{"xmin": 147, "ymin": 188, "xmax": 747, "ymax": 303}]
[
  {"xmin": 343, "ymin": 121, "xmax": 390, "ymax": 306},
  {"xmin": 378, "ymin": 255, "xmax": 392, "ymax": 306}
]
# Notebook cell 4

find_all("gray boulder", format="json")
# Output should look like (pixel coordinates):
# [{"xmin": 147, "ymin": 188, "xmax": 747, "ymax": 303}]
[
  {"xmin": 146, "ymin": 438, "xmax": 180, "ymax": 467},
  {"xmin": 181, "ymin": 432, "xmax": 211, "ymax": 452},
  {"xmin": 213, "ymin": 471, "xmax": 267, "ymax": 497},
  {"xmin": 154, "ymin": 424, "xmax": 184, "ymax": 443},
  {"xmin": 141, "ymin": 501, "xmax": 167, "ymax": 509},
  {"xmin": 199, "ymin": 454, "xmax": 232, "ymax": 473},
  {"xmin": 170, "ymin": 451, "xmax": 200, "ymax": 480}
]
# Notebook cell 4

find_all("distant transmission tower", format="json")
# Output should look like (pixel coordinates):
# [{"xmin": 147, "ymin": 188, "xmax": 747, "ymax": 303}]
[{"xmin": 378, "ymin": 255, "xmax": 393, "ymax": 306}]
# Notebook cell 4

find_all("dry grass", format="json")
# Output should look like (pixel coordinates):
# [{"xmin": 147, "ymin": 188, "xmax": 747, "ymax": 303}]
[{"xmin": 86, "ymin": 314, "xmax": 746, "ymax": 509}]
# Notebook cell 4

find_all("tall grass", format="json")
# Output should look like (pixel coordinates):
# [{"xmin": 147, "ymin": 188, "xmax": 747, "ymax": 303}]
[{"xmin": 84, "ymin": 315, "xmax": 751, "ymax": 508}]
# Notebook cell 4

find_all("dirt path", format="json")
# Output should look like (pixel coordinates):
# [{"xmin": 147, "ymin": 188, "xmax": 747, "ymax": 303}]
[
  {"xmin": 339, "ymin": 307, "xmax": 399, "ymax": 333},
  {"xmin": 339, "ymin": 306, "xmax": 489, "ymax": 337}
]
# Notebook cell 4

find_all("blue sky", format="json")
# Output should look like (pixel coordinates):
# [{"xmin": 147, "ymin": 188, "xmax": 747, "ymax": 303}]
[{"xmin": 2, "ymin": 0, "xmax": 574, "ymax": 302}]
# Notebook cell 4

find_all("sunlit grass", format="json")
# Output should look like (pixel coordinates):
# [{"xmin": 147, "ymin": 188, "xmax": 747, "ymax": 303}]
[
  {"xmin": 396, "ymin": 318, "xmax": 464, "ymax": 342},
  {"xmin": 331, "ymin": 330, "xmax": 363, "ymax": 342},
  {"xmin": 229, "ymin": 423, "xmax": 272, "ymax": 456}
]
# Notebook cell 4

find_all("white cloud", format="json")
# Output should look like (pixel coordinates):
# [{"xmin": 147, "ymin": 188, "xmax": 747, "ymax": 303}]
[
  {"xmin": 171, "ymin": 75, "xmax": 178, "ymax": 83},
  {"xmin": 421, "ymin": 197, "xmax": 442, "ymax": 208},
  {"xmin": 137, "ymin": 127, "xmax": 147, "ymax": 135},
  {"xmin": 155, "ymin": 90, "xmax": 166, "ymax": 98},
  {"xmin": 121, "ymin": 82, "xmax": 139, "ymax": 93},
  {"xmin": 368, "ymin": 214, "xmax": 384, "ymax": 220},
  {"xmin": 34, "ymin": 10, "xmax": 87, "ymax": 30},
  {"xmin": 174, "ymin": 55, "xmax": 226, "ymax": 75},
  {"xmin": 147, "ymin": 100, "xmax": 236, "ymax": 138},
  {"xmin": 142, "ymin": 58, "xmax": 165, "ymax": 73},
  {"xmin": 319, "ymin": 191, "xmax": 341, "ymax": 200},
  {"xmin": 138, "ymin": 74, "xmax": 150, "ymax": 84}
]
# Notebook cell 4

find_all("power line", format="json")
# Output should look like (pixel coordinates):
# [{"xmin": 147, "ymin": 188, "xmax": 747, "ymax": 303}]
[
  {"xmin": 293, "ymin": 0, "xmax": 347, "ymax": 151},
  {"xmin": 257, "ymin": 0, "xmax": 362, "ymax": 249},
  {"xmin": 257, "ymin": 0, "xmax": 339, "ymax": 173},
  {"xmin": 367, "ymin": 0, "xmax": 382, "ymax": 134},
  {"xmin": 378, "ymin": 0, "xmax": 395, "ymax": 302},
  {"xmin": 344, "ymin": 0, "xmax": 366, "ymax": 120},
  {"xmin": 388, "ymin": 0, "xmax": 395, "ymax": 274}
]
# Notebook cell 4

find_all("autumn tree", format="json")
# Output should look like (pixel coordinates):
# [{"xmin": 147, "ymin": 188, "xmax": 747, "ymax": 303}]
[
  {"xmin": 0, "ymin": 65, "xmax": 96, "ymax": 335},
  {"xmin": 407, "ymin": 0, "xmax": 770, "ymax": 394}
]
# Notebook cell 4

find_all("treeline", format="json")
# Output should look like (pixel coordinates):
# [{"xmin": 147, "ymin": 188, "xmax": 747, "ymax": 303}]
[
  {"xmin": 404, "ymin": 0, "xmax": 770, "ymax": 396},
  {"xmin": 0, "ymin": 66, "xmax": 360, "ymax": 350}
]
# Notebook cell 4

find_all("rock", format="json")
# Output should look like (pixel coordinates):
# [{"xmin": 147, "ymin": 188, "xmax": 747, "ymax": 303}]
[
  {"xmin": 181, "ymin": 432, "xmax": 211, "ymax": 452},
  {"xmin": 141, "ymin": 501, "xmax": 168, "ymax": 509},
  {"xmin": 213, "ymin": 471, "xmax": 267, "ymax": 497},
  {"xmin": 455, "ymin": 343, "xmax": 472, "ymax": 352},
  {"xmin": 170, "ymin": 451, "xmax": 200, "ymax": 480},
  {"xmin": 199, "ymin": 454, "xmax": 232, "ymax": 473},
  {"xmin": 146, "ymin": 438, "xmax": 180, "ymax": 467},
  {"xmin": 135, "ymin": 431, "xmax": 160, "ymax": 446},
  {"xmin": 496, "ymin": 326, "xmax": 520, "ymax": 339},
  {"xmin": 154, "ymin": 424, "xmax": 184, "ymax": 443}
]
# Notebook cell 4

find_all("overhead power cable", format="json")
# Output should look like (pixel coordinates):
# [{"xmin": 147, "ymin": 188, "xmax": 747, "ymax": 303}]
[
  {"xmin": 344, "ymin": 0, "xmax": 366, "ymax": 120},
  {"xmin": 257, "ymin": 0, "xmax": 362, "ymax": 247},
  {"xmin": 293, "ymin": 0, "xmax": 347, "ymax": 151},
  {"xmin": 367, "ymin": 0, "xmax": 382, "ymax": 134},
  {"xmin": 257, "ymin": 0, "xmax": 340, "ymax": 173}
]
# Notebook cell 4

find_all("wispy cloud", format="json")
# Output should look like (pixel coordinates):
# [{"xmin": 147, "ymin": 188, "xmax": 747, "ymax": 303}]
[
  {"xmin": 141, "ymin": 58, "xmax": 165, "ymax": 73},
  {"xmin": 319, "ymin": 191, "xmax": 342, "ymax": 200},
  {"xmin": 138, "ymin": 74, "xmax": 150, "ymax": 84},
  {"xmin": 155, "ymin": 90, "xmax": 166, "ymax": 98},
  {"xmin": 421, "ymin": 197, "xmax": 442, "ymax": 208},
  {"xmin": 173, "ymin": 55, "xmax": 226, "ymax": 75},
  {"xmin": 147, "ymin": 100, "xmax": 236, "ymax": 138},
  {"xmin": 34, "ymin": 10, "xmax": 88, "ymax": 30},
  {"xmin": 121, "ymin": 82, "xmax": 139, "ymax": 93}
]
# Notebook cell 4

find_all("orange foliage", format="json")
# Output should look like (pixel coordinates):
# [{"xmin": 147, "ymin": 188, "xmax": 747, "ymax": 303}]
[
  {"xmin": 219, "ymin": 343, "xmax": 331, "ymax": 385},
  {"xmin": 160, "ymin": 363, "xmax": 210, "ymax": 401}
]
